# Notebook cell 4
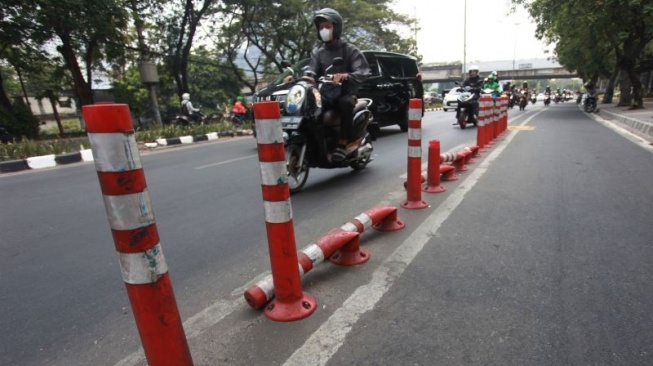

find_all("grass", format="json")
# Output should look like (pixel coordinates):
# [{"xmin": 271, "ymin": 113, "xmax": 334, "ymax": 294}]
[{"xmin": 1, "ymin": 120, "xmax": 252, "ymax": 162}]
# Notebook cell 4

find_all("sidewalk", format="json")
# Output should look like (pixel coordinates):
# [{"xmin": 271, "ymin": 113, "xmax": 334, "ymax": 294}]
[{"xmin": 595, "ymin": 97, "xmax": 653, "ymax": 144}]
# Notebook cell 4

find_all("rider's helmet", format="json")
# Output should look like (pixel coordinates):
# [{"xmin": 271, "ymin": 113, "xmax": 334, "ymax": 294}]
[
  {"xmin": 236, "ymin": 96, "xmax": 244, "ymax": 102},
  {"xmin": 314, "ymin": 8, "xmax": 343, "ymax": 41},
  {"xmin": 469, "ymin": 65, "xmax": 479, "ymax": 76},
  {"xmin": 182, "ymin": 93, "xmax": 190, "ymax": 101},
  {"xmin": 522, "ymin": 82, "xmax": 528, "ymax": 88}
]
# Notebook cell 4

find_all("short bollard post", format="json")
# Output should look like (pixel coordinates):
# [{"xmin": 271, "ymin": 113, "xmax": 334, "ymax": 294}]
[
  {"xmin": 479, "ymin": 96, "xmax": 493, "ymax": 149},
  {"xmin": 253, "ymin": 101, "xmax": 316, "ymax": 322},
  {"xmin": 422, "ymin": 140, "xmax": 446, "ymax": 193},
  {"xmin": 82, "ymin": 104, "xmax": 193, "ymax": 366},
  {"xmin": 401, "ymin": 99, "xmax": 428, "ymax": 209}
]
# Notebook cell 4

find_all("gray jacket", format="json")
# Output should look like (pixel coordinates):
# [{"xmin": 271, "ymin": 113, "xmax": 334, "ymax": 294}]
[{"xmin": 308, "ymin": 39, "xmax": 369, "ymax": 96}]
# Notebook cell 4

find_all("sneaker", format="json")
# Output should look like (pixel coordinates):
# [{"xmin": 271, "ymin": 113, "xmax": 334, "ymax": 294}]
[{"xmin": 331, "ymin": 146, "xmax": 347, "ymax": 162}]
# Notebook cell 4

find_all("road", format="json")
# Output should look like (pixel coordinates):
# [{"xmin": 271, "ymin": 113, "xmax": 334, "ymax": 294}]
[{"xmin": 1, "ymin": 102, "xmax": 652, "ymax": 366}]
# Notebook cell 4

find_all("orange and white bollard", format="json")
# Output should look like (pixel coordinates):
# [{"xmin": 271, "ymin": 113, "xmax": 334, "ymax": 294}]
[
  {"xmin": 253, "ymin": 101, "xmax": 316, "ymax": 322},
  {"xmin": 244, "ymin": 206, "xmax": 404, "ymax": 309},
  {"xmin": 83, "ymin": 104, "xmax": 193, "ymax": 366},
  {"xmin": 422, "ymin": 140, "xmax": 446, "ymax": 193},
  {"xmin": 401, "ymin": 99, "xmax": 428, "ymax": 209}
]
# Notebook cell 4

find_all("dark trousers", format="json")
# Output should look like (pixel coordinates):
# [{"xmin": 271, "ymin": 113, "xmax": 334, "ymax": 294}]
[{"xmin": 324, "ymin": 94, "xmax": 356, "ymax": 142}]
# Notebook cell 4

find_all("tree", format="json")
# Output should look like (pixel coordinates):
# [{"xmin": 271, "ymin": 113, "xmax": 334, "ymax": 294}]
[
  {"xmin": 214, "ymin": 0, "xmax": 417, "ymax": 94},
  {"xmin": 32, "ymin": 0, "xmax": 129, "ymax": 106},
  {"xmin": 513, "ymin": 0, "xmax": 653, "ymax": 108},
  {"xmin": 152, "ymin": 0, "xmax": 220, "ymax": 97}
]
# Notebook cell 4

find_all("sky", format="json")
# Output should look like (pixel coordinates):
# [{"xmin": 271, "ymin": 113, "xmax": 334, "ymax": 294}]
[{"xmin": 391, "ymin": 0, "xmax": 554, "ymax": 65}]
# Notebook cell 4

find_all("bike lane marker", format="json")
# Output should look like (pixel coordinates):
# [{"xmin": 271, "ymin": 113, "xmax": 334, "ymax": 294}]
[{"xmin": 283, "ymin": 109, "xmax": 545, "ymax": 366}]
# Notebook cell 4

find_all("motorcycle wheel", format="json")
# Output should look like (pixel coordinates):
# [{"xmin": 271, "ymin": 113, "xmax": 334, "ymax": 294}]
[
  {"xmin": 584, "ymin": 102, "xmax": 596, "ymax": 113},
  {"xmin": 286, "ymin": 144, "xmax": 309, "ymax": 193},
  {"xmin": 458, "ymin": 110, "xmax": 468, "ymax": 129}
]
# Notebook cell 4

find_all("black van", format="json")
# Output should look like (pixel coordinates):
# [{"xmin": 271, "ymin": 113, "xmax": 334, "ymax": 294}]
[{"xmin": 255, "ymin": 50, "xmax": 423, "ymax": 132}]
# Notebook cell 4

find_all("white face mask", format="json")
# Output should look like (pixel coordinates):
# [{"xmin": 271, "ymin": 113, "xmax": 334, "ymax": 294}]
[{"xmin": 319, "ymin": 28, "xmax": 332, "ymax": 42}]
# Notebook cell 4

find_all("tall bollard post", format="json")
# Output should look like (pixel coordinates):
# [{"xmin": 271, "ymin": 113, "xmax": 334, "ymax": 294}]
[
  {"xmin": 253, "ymin": 101, "xmax": 316, "ymax": 322},
  {"xmin": 401, "ymin": 99, "xmax": 428, "ymax": 209},
  {"xmin": 82, "ymin": 104, "xmax": 193, "ymax": 366},
  {"xmin": 422, "ymin": 140, "xmax": 446, "ymax": 193}
]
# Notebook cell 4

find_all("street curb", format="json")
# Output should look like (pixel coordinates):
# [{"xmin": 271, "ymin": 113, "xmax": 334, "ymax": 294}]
[
  {"xmin": 0, "ymin": 130, "xmax": 254, "ymax": 175},
  {"xmin": 596, "ymin": 108, "xmax": 653, "ymax": 143},
  {"xmin": 424, "ymin": 107, "xmax": 443, "ymax": 112}
]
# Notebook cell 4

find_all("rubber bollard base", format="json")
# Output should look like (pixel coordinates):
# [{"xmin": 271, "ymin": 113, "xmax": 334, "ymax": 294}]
[
  {"xmin": 400, "ymin": 200, "xmax": 428, "ymax": 210},
  {"xmin": 422, "ymin": 184, "xmax": 446, "ymax": 193},
  {"xmin": 264, "ymin": 293, "xmax": 317, "ymax": 322},
  {"xmin": 244, "ymin": 286, "xmax": 269, "ymax": 310},
  {"xmin": 373, "ymin": 218, "xmax": 405, "ymax": 232},
  {"xmin": 329, "ymin": 247, "xmax": 370, "ymax": 266}
]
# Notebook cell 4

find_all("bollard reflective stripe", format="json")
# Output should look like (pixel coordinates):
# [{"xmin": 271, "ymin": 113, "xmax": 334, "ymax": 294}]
[
  {"xmin": 408, "ymin": 146, "xmax": 421, "ymax": 158},
  {"xmin": 255, "ymin": 119, "xmax": 284, "ymax": 144},
  {"xmin": 302, "ymin": 243, "xmax": 326, "ymax": 265},
  {"xmin": 259, "ymin": 161, "xmax": 288, "ymax": 186},
  {"xmin": 263, "ymin": 200, "xmax": 293, "ymax": 223},
  {"xmin": 408, "ymin": 108, "xmax": 422, "ymax": 121},
  {"xmin": 408, "ymin": 127, "xmax": 421, "ymax": 140},
  {"xmin": 103, "ymin": 192, "xmax": 156, "ymax": 230},
  {"xmin": 88, "ymin": 133, "xmax": 142, "ymax": 171},
  {"xmin": 119, "ymin": 244, "xmax": 169, "ymax": 284},
  {"xmin": 354, "ymin": 213, "xmax": 373, "ymax": 230}
]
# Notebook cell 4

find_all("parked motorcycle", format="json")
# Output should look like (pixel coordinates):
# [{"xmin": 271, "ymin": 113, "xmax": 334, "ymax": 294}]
[
  {"xmin": 584, "ymin": 89, "xmax": 597, "ymax": 113},
  {"xmin": 282, "ymin": 58, "xmax": 374, "ymax": 193}
]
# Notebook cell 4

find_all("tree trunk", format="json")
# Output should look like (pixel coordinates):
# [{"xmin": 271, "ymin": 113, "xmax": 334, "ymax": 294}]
[
  {"xmin": 47, "ymin": 90, "xmax": 65, "ymax": 137},
  {"xmin": 602, "ymin": 65, "xmax": 619, "ymax": 104},
  {"xmin": 617, "ymin": 69, "xmax": 632, "ymax": 107},
  {"xmin": 57, "ymin": 32, "xmax": 94, "ymax": 106},
  {"xmin": 0, "ymin": 72, "xmax": 13, "ymax": 112},
  {"xmin": 627, "ymin": 66, "xmax": 644, "ymax": 109}
]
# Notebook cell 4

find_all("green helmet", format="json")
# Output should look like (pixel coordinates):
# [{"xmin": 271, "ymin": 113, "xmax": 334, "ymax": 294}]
[{"xmin": 237, "ymin": 96, "xmax": 244, "ymax": 102}]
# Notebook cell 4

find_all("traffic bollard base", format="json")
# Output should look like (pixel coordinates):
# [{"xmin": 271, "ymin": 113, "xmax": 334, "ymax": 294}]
[
  {"xmin": 330, "ymin": 247, "xmax": 370, "ymax": 266},
  {"xmin": 422, "ymin": 184, "xmax": 446, "ymax": 193},
  {"xmin": 264, "ymin": 293, "xmax": 317, "ymax": 322},
  {"xmin": 400, "ymin": 200, "xmax": 428, "ymax": 210}
]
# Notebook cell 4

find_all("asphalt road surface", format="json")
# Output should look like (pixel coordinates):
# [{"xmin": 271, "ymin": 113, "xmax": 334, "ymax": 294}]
[{"xmin": 1, "ymin": 102, "xmax": 652, "ymax": 366}]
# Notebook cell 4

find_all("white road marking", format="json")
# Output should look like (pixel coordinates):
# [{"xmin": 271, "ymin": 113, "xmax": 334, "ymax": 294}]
[{"xmin": 194, "ymin": 154, "xmax": 258, "ymax": 170}]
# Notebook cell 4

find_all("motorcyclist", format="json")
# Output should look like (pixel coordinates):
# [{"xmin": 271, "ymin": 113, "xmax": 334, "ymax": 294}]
[
  {"xmin": 232, "ymin": 96, "xmax": 248, "ymax": 124},
  {"xmin": 459, "ymin": 65, "xmax": 483, "ymax": 122},
  {"xmin": 181, "ymin": 93, "xmax": 202, "ymax": 124},
  {"xmin": 306, "ymin": 8, "xmax": 370, "ymax": 162},
  {"xmin": 483, "ymin": 73, "xmax": 502, "ymax": 103},
  {"xmin": 545, "ymin": 85, "xmax": 551, "ymax": 94},
  {"xmin": 521, "ymin": 82, "xmax": 530, "ymax": 101}
]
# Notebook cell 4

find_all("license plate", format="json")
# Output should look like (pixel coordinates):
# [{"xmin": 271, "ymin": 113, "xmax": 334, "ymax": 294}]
[{"xmin": 281, "ymin": 116, "xmax": 302, "ymax": 129}]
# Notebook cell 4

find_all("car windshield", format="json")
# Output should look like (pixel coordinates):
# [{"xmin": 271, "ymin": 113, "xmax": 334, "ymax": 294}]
[{"xmin": 267, "ymin": 59, "xmax": 311, "ymax": 86}]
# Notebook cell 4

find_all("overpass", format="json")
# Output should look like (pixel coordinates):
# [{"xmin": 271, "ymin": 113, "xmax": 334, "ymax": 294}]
[{"xmin": 420, "ymin": 59, "xmax": 578, "ymax": 83}]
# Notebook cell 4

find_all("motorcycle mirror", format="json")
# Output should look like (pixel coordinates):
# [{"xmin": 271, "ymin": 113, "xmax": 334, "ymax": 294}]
[{"xmin": 331, "ymin": 57, "xmax": 344, "ymax": 67}]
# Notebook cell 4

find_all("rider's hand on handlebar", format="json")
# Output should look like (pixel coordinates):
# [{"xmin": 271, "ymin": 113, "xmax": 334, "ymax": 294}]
[
  {"xmin": 283, "ymin": 75, "xmax": 294, "ymax": 84},
  {"xmin": 332, "ymin": 73, "xmax": 349, "ymax": 84}
]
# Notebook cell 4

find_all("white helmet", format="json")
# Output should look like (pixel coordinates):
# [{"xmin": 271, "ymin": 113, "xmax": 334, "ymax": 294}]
[
  {"xmin": 469, "ymin": 65, "xmax": 479, "ymax": 74},
  {"xmin": 182, "ymin": 93, "xmax": 190, "ymax": 101}
]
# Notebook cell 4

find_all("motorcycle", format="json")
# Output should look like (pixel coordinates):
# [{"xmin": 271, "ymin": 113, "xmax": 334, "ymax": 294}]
[
  {"xmin": 454, "ymin": 83, "xmax": 479, "ymax": 129},
  {"xmin": 519, "ymin": 93, "xmax": 528, "ymax": 111},
  {"xmin": 584, "ymin": 89, "xmax": 597, "ymax": 113},
  {"xmin": 544, "ymin": 93, "xmax": 551, "ymax": 106},
  {"xmin": 282, "ymin": 58, "xmax": 374, "ymax": 193},
  {"xmin": 174, "ymin": 112, "xmax": 205, "ymax": 126}
]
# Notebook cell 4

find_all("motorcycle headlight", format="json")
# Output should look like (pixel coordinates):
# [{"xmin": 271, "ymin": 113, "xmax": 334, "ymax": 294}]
[{"xmin": 285, "ymin": 85, "xmax": 305, "ymax": 114}]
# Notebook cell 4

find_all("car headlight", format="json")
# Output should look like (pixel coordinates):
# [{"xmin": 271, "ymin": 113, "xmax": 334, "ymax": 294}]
[{"xmin": 285, "ymin": 85, "xmax": 305, "ymax": 114}]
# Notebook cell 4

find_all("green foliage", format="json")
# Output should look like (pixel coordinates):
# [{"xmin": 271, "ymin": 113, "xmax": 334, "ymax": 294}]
[
  {"xmin": 0, "ymin": 101, "xmax": 39, "ymax": 139},
  {"xmin": 0, "ymin": 137, "xmax": 89, "ymax": 161}
]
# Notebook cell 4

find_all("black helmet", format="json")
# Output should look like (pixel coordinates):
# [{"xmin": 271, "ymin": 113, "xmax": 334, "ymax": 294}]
[{"xmin": 314, "ymin": 8, "xmax": 343, "ymax": 40}]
